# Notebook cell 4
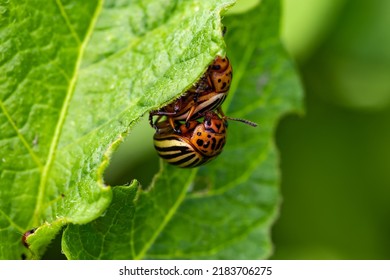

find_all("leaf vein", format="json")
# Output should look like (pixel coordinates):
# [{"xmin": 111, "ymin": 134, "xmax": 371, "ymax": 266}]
[
  {"xmin": 32, "ymin": 0, "xmax": 104, "ymax": 226},
  {"xmin": 0, "ymin": 208, "xmax": 25, "ymax": 233},
  {"xmin": 54, "ymin": 0, "xmax": 82, "ymax": 45},
  {"xmin": 0, "ymin": 100, "xmax": 43, "ymax": 170}
]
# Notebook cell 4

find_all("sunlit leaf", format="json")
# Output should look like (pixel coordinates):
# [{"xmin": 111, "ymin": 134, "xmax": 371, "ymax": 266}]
[{"xmin": 0, "ymin": 0, "xmax": 232, "ymax": 259}]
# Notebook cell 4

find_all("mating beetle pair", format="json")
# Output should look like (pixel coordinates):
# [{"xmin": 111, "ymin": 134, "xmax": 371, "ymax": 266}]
[{"xmin": 149, "ymin": 56, "xmax": 256, "ymax": 168}]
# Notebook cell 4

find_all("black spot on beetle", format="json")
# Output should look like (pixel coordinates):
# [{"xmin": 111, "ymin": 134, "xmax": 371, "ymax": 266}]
[
  {"xmin": 211, "ymin": 137, "xmax": 217, "ymax": 150},
  {"xmin": 196, "ymin": 139, "xmax": 204, "ymax": 147},
  {"xmin": 197, "ymin": 132, "xmax": 202, "ymax": 136},
  {"xmin": 215, "ymin": 138, "xmax": 224, "ymax": 150}
]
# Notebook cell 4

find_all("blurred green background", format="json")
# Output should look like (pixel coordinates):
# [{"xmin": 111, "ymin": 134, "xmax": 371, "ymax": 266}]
[
  {"xmin": 273, "ymin": 0, "xmax": 390, "ymax": 259},
  {"xmin": 104, "ymin": 0, "xmax": 390, "ymax": 259}
]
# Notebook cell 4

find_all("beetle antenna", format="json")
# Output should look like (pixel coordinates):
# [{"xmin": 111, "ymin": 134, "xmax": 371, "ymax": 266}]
[
  {"xmin": 225, "ymin": 117, "xmax": 258, "ymax": 127},
  {"xmin": 216, "ymin": 107, "xmax": 257, "ymax": 127}
]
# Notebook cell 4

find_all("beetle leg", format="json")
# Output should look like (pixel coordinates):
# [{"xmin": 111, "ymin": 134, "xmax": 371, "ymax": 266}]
[
  {"xmin": 183, "ymin": 91, "xmax": 201, "ymax": 125},
  {"xmin": 149, "ymin": 112, "xmax": 155, "ymax": 128},
  {"xmin": 151, "ymin": 115, "xmax": 164, "ymax": 131},
  {"xmin": 168, "ymin": 117, "xmax": 182, "ymax": 134},
  {"xmin": 185, "ymin": 105, "xmax": 197, "ymax": 124}
]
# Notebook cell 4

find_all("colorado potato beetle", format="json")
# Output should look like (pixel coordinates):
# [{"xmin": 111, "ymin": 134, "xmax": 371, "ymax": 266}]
[
  {"xmin": 149, "ymin": 56, "xmax": 233, "ymax": 130},
  {"xmin": 153, "ymin": 111, "xmax": 228, "ymax": 168},
  {"xmin": 153, "ymin": 110, "xmax": 257, "ymax": 168}
]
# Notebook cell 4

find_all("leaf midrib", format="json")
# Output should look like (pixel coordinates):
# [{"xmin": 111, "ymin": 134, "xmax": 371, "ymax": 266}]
[{"xmin": 31, "ymin": 0, "xmax": 104, "ymax": 226}]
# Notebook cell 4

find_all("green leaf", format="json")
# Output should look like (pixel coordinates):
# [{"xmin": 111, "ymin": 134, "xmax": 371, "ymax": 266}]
[
  {"xmin": 0, "ymin": 0, "xmax": 233, "ymax": 259},
  {"xmin": 62, "ymin": 0, "xmax": 303, "ymax": 260},
  {"xmin": 62, "ymin": 182, "xmax": 139, "ymax": 259},
  {"xmin": 63, "ymin": 166, "xmax": 196, "ymax": 259}
]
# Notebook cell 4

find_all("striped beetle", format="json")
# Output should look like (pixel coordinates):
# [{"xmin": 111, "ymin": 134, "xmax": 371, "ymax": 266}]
[
  {"xmin": 153, "ymin": 110, "xmax": 257, "ymax": 168},
  {"xmin": 149, "ymin": 56, "xmax": 233, "ymax": 131},
  {"xmin": 153, "ymin": 111, "xmax": 228, "ymax": 168}
]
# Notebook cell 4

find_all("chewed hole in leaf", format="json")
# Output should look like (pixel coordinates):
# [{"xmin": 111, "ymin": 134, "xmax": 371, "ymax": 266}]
[{"xmin": 104, "ymin": 116, "xmax": 158, "ymax": 188}]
